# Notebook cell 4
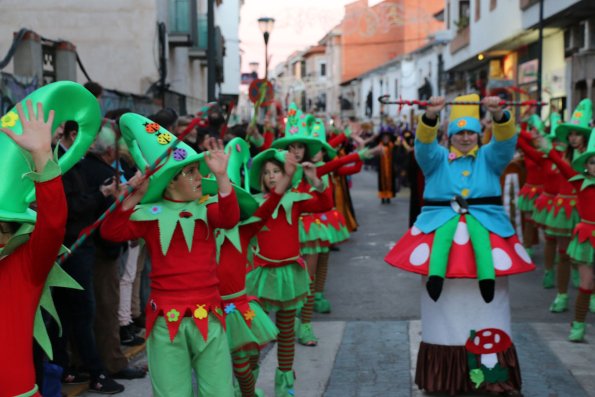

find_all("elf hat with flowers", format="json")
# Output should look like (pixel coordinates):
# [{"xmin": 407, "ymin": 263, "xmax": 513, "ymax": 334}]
[
  {"xmin": 0, "ymin": 81, "xmax": 101, "ymax": 223},
  {"xmin": 556, "ymin": 99, "xmax": 593, "ymax": 143},
  {"xmin": 572, "ymin": 127, "xmax": 595, "ymax": 172},
  {"xmin": 271, "ymin": 103, "xmax": 322, "ymax": 157},
  {"xmin": 447, "ymin": 94, "xmax": 482, "ymax": 137},
  {"xmin": 546, "ymin": 111, "xmax": 562, "ymax": 141},
  {"xmin": 203, "ymin": 137, "xmax": 258, "ymax": 219},
  {"xmin": 249, "ymin": 148, "xmax": 303, "ymax": 193},
  {"xmin": 310, "ymin": 118, "xmax": 337, "ymax": 159},
  {"xmin": 526, "ymin": 114, "xmax": 546, "ymax": 136},
  {"xmin": 119, "ymin": 112, "xmax": 212, "ymax": 204}
]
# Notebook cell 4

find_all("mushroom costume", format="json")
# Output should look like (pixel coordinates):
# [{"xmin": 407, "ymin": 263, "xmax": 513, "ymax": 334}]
[{"xmin": 385, "ymin": 94, "xmax": 533, "ymax": 395}]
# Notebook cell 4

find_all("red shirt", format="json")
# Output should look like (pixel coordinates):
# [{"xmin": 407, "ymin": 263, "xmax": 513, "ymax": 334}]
[
  {"xmin": 518, "ymin": 136, "xmax": 560, "ymax": 195},
  {"xmin": 0, "ymin": 176, "xmax": 66, "ymax": 397},
  {"xmin": 253, "ymin": 190, "xmax": 332, "ymax": 266},
  {"xmin": 217, "ymin": 192, "xmax": 282, "ymax": 296}
]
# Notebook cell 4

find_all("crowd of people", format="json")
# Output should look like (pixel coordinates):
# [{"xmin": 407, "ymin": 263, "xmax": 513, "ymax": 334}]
[{"xmin": 1, "ymin": 79, "xmax": 594, "ymax": 397}]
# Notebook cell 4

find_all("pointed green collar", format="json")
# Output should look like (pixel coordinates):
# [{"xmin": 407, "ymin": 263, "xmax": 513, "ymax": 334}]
[
  {"xmin": 131, "ymin": 196, "xmax": 216, "ymax": 255},
  {"xmin": 214, "ymin": 215, "xmax": 263, "ymax": 262},
  {"xmin": 254, "ymin": 190, "xmax": 312, "ymax": 224},
  {"xmin": 569, "ymin": 173, "xmax": 595, "ymax": 191}
]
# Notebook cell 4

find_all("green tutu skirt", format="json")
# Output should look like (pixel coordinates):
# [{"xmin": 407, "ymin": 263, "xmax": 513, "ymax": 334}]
[
  {"xmin": 246, "ymin": 262, "xmax": 310, "ymax": 312},
  {"xmin": 327, "ymin": 224, "xmax": 350, "ymax": 245},
  {"xmin": 568, "ymin": 235, "xmax": 594, "ymax": 266},
  {"xmin": 224, "ymin": 299, "xmax": 278, "ymax": 357},
  {"xmin": 518, "ymin": 195, "xmax": 537, "ymax": 212},
  {"xmin": 544, "ymin": 206, "xmax": 580, "ymax": 237},
  {"xmin": 299, "ymin": 217, "xmax": 331, "ymax": 255}
]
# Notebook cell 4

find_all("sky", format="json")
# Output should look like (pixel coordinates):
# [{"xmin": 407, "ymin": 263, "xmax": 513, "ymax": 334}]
[{"xmin": 239, "ymin": 0, "xmax": 383, "ymax": 77}]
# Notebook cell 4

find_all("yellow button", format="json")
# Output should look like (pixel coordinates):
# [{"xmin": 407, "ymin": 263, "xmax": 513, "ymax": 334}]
[
  {"xmin": 557, "ymin": 199, "xmax": 563, "ymax": 206},
  {"xmin": 461, "ymin": 188, "xmax": 470, "ymax": 197},
  {"xmin": 462, "ymin": 170, "xmax": 471, "ymax": 177}
]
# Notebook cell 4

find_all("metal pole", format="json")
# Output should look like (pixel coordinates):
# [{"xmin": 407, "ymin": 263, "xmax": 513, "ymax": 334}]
[
  {"xmin": 207, "ymin": 0, "xmax": 216, "ymax": 102},
  {"xmin": 537, "ymin": 0, "xmax": 544, "ymax": 115},
  {"xmin": 264, "ymin": 32, "xmax": 270, "ymax": 80}
]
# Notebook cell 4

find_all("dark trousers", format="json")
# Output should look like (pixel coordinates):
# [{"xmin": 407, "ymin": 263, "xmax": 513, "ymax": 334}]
[
  {"xmin": 50, "ymin": 241, "xmax": 104, "ymax": 378},
  {"xmin": 93, "ymin": 247, "xmax": 128, "ymax": 374}
]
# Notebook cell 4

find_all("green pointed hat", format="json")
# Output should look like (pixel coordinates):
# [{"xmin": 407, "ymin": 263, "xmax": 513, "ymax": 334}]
[
  {"xmin": 547, "ymin": 112, "xmax": 562, "ymax": 140},
  {"xmin": 271, "ymin": 103, "xmax": 322, "ymax": 157},
  {"xmin": 310, "ymin": 118, "xmax": 337, "ymax": 159},
  {"xmin": 572, "ymin": 127, "xmax": 595, "ymax": 172},
  {"xmin": 526, "ymin": 114, "xmax": 545, "ymax": 136},
  {"xmin": 205, "ymin": 137, "xmax": 258, "ymax": 219},
  {"xmin": 556, "ymin": 99, "xmax": 593, "ymax": 142},
  {"xmin": 119, "ymin": 113, "xmax": 211, "ymax": 204},
  {"xmin": 249, "ymin": 148, "xmax": 303, "ymax": 193},
  {"xmin": 0, "ymin": 81, "xmax": 101, "ymax": 223}
]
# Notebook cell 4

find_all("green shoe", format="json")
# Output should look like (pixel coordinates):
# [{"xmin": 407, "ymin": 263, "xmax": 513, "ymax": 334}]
[
  {"xmin": 590, "ymin": 295, "xmax": 595, "ymax": 313},
  {"xmin": 568, "ymin": 321, "xmax": 586, "ymax": 342},
  {"xmin": 298, "ymin": 323, "xmax": 318, "ymax": 346},
  {"xmin": 255, "ymin": 388, "xmax": 265, "ymax": 397},
  {"xmin": 571, "ymin": 268, "xmax": 580, "ymax": 288},
  {"xmin": 542, "ymin": 269, "xmax": 555, "ymax": 289},
  {"xmin": 274, "ymin": 368, "xmax": 295, "ymax": 397},
  {"xmin": 549, "ymin": 293, "xmax": 569, "ymax": 313},
  {"xmin": 525, "ymin": 247, "xmax": 534, "ymax": 257},
  {"xmin": 313, "ymin": 293, "xmax": 331, "ymax": 313}
]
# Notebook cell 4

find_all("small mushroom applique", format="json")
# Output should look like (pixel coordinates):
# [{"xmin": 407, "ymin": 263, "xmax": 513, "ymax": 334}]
[{"xmin": 465, "ymin": 328, "xmax": 512, "ymax": 388}]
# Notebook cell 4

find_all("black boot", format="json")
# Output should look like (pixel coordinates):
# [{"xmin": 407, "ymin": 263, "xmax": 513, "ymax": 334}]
[
  {"xmin": 479, "ymin": 279, "xmax": 495, "ymax": 303},
  {"xmin": 426, "ymin": 276, "xmax": 444, "ymax": 302}
]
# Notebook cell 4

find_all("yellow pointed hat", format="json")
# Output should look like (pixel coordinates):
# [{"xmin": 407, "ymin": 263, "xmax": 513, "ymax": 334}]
[{"xmin": 447, "ymin": 94, "xmax": 482, "ymax": 137}]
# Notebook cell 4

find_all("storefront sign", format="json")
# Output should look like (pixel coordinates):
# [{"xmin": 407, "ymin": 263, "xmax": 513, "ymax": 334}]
[{"xmin": 518, "ymin": 59, "xmax": 539, "ymax": 84}]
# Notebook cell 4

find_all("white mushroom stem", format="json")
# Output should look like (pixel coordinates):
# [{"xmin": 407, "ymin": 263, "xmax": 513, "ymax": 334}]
[{"xmin": 480, "ymin": 352, "xmax": 499, "ymax": 369}]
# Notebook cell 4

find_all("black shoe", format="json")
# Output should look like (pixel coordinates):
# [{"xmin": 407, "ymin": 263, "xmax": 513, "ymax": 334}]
[
  {"xmin": 62, "ymin": 369, "xmax": 90, "ymax": 385},
  {"xmin": 426, "ymin": 276, "xmax": 444, "ymax": 302},
  {"xmin": 120, "ymin": 325, "xmax": 145, "ymax": 346},
  {"xmin": 479, "ymin": 279, "xmax": 495, "ymax": 303},
  {"xmin": 89, "ymin": 373, "xmax": 124, "ymax": 394},
  {"xmin": 111, "ymin": 366, "xmax": 147, "ymax": 380},
  {"xmin": 132, "ymin": 315, "xmax": 146, "ymax": 329},
  {"xmin": 329, "ymin": 245, "xmax": 340, "ymax": 252}
]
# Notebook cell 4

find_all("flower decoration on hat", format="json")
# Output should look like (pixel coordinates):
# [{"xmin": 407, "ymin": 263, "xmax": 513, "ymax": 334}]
[{"xmin": 1, "ymin": 111, "xmax": 18, "ymax": 128}]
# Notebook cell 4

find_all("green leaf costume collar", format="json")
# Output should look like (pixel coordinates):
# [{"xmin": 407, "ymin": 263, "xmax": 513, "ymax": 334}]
[
  {"xmin": 569, "ymin": 173, "xmax": 595, "ymax": 191},
  {"xmin": 253, "ymin": 190, "xmax": 312, "ymax": 225}
]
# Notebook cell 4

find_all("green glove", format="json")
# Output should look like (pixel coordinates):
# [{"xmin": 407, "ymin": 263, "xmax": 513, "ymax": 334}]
[
  {"xmin": 469, "ymin": 369, "xmax": 484, "ymax": 389},
  {"xmin": 358, "ymin": 148, "xmax": 372, "ymax": 160},
  {"xmin": 344, "ymin": 127, "xmax": 352, "ymax": 137}
]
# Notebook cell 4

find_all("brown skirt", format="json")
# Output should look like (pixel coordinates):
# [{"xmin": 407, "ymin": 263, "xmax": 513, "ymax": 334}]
[{"xmin": 415, "ymin": 342, "xmax": 522, "ymax": 396}]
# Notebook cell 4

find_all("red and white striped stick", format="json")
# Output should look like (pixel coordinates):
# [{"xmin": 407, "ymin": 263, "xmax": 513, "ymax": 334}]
[{"xmin": 378, "ymin": 95, "xmax": 546, "ymax": 107}]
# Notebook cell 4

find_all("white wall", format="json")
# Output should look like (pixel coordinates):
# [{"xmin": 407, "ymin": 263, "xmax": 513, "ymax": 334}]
[
  {"xmin": 0, "ymin": 0, "xmax": 159, "ymax": 94},
  {"xmin": 217, "ymin": 0, "xmax": 241, "ymax": 96}
]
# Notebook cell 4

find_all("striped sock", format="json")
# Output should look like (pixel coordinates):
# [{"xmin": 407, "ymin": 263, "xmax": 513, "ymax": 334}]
[
  {"xmin": 301, "ymin": 283, "xmax": 315, "ymax": 324},
  {"xmin": 232, "ymin": 354, "xmax": 255, "ymax": 397},
  {"xmin": 315, "ymin": 252, "xmax": 330, "ymax": 293},
  {"xmin": 276, "ymin": 309, "xmax": 296, "ymax": 372},
  {"xmin": 575, "ymin": 288, "xmax": 593, "ymax": 323}
]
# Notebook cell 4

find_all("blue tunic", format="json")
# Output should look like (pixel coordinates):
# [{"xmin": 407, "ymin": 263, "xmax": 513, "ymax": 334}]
[{"xmin": 414, "ymin": 115, "xmax": 517, "ymax": 237}]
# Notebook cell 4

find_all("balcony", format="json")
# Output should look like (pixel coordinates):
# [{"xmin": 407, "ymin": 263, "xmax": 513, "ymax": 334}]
[
  {"xmin": 168, "ymin": 0, "xmax": 208, "ymax": 51},
  {"xmin": 450, "ymin": 26, "xmax": 470, "ymax": 54}
]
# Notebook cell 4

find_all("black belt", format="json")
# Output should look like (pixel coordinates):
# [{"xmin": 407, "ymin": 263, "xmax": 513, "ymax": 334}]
[{"xmin": 423, "ymin": 195, "xmax": 502, "ymax": 214}]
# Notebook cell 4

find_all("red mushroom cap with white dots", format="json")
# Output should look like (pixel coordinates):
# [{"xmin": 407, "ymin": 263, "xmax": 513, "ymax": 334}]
[{"xmin": 465, "ymin": 328, "xmax": 512, "ymax": 355}]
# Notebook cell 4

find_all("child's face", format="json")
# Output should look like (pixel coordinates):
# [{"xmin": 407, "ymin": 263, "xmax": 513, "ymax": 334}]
[
  {"xmin": 587, "ymin": 156, "xmax": 595, "ymax": 177},
  {"xmin": 167, "ymin": 163, "xmax": 203, "ymax": 202},
  {"xmin": 262, "ymin": 161, "xmax": 284, "ymax": 192},
  {"xmin": 288, "ymin": 142, "xmax": 306, "ymax": 163},
  {"xmin": 568, "ymin": 131, "xmax": 586, "ymax": 149},
  {"xmin": 312, "ymin": 150, "xmax": 323, "ymax": 162}
]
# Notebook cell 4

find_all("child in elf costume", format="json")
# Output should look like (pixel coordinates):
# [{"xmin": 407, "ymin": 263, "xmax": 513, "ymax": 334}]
[
  {"xmin": 536, "ymin": 128, "xmax": 595, "ymax": 341},
  {"xmin": 0, "ymin": 82, "xmax": 100, "ymax": 396},
  {"xmin": 246, "ymin": 148, "xmax": 332, "ymax": 397},
  {"xmin": 100, "ymin": 113, "xmax": 239, "ymax": 396},
  {"xmin": 385, "ymin": 95, "xmax": 535, "ymax": 395},
  {"xmin": 518, "ymin": 113, "xmax": 563, "ymax": 289},
  {"xmin": 544, "ymin": 99, "xmax": 592, "ymax": 312},
  {"xmin": 215, "ymin": 138, "xmax": 295, "ymax": 397}
]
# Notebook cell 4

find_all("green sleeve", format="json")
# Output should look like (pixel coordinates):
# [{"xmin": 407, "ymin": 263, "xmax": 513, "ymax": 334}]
[{"xmin": 23, "ymin": 158, "xmax": 62, "ymax": 183}]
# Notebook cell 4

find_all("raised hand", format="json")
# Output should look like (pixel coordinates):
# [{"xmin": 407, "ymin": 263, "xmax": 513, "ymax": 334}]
[
  {"xmin": 1, "ymin": 100, "xmax": 54, "ymax": 171},
  {"xmin": 204, "ymin": 136, "xmax": 229, "ymax": 178},
  {"xmin": 425, "ymin": 96, "xmax": 446, "ymax": 120},
  {"xmin": 284, "ymin": 151, "xmax": 298, "ymax": 178},
  {"xmin": 482, "ymin": 96, "xmax": 505, "ymax": 122}
]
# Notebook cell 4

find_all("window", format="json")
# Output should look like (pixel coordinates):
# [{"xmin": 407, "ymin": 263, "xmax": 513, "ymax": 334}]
[
  {"xmin": 475, "ymin": 0, "xmax": 480, "ymax": 21},
  {"xmin": 490, "ymin": 0, "xmax": 497, "ymax": 11},
  {"xmin": 320, "ymin": 62, "xmax": 327, "ymax": 77},
  {"xmin": 394, "ymin": 79, "xmax": 399, "ymax": 97}
]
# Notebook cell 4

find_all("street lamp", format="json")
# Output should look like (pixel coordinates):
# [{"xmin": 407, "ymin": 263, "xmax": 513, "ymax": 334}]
[
  {"xmin": 257, "ymin": 17, "xmax": 275, "ymax": 80},
  {"xmin": 249, "ymin": 61, "xmax": 259, "ymax": 83}
]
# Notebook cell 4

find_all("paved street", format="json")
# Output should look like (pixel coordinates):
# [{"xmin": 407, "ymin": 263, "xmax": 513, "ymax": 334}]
[{"xmin": 83, "ymin": 169, "xmax": 595, "ymax": 396}]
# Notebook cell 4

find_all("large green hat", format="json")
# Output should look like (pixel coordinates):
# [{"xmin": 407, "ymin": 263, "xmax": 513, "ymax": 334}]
[
  {"xmin": 547, "ymin": 112, "xmax": 562, "ymax": 140},
  {"xmin": 526, "ymin": 114, "xmax": 545, "ymax": 136},
  {"xmin": 556, "ymin": 99, "xmax": 593, "ymax": 142},
  {"xmin": 119, "ymin": 113, "xmax": 210, "ymax": 204},
  {"xmin": 572, "ymin": 128, "xmax": 595, "ymax": 172},
  {"xmin": 249, "ymin": 148, "xmax": 303, "ymax": 193},
  {"xmin": 271, "ymin": 103, "xmax": 322, "ymax": 157},
  {"xmin": 310, "ymin": 118, "xmax": 337, "ymax": 159},
  {"xmin": 0, "ymin": 81, "xmax": 101, "ymax": 223}
]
